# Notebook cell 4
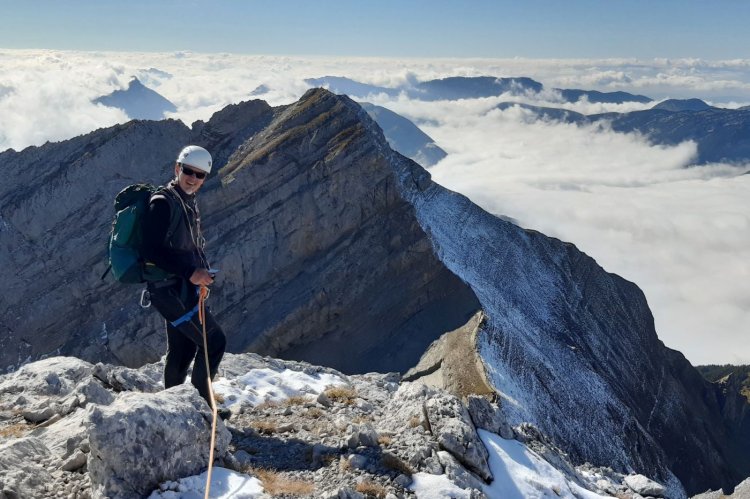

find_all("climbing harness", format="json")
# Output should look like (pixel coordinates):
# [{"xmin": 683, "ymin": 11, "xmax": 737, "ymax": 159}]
[
  {"xmin": 199, "ymin": 285, "xmax": 218, "ymax": 499},
  {"xmin": 170, "ymin": 303, "xmax": 199, "ymax": 327}
]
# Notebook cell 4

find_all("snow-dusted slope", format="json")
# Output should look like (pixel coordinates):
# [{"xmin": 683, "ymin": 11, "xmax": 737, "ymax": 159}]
[{"xmin": 387, "ymin": 149, "xmax": 748, "ymax": 496}]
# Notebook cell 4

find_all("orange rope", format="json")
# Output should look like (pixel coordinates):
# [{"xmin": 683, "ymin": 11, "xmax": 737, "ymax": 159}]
[{"xmin": 198, "ymin": 285, "xmax": 218, "ymax": 499}]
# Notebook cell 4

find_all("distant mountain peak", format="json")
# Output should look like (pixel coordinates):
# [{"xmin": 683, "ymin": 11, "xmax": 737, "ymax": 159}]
[
  {"xmin": 651, "ymin": 98, "xmax": 713, "ymax": 112},
  {"xmin": 93, "ymin": 77, "xmax": 177, "ymax": 120}
]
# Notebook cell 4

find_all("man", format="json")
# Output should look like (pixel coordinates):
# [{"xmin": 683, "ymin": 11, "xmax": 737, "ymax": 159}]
[{"xmin": 141, "ymin": 145, "xmax": 228, "ymax": 418}]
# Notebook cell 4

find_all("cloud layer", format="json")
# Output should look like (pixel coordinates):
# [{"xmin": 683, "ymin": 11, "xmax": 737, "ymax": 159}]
[{"xmin": 1, "ymin": 49, "xmax": 748, "ymax": 364}]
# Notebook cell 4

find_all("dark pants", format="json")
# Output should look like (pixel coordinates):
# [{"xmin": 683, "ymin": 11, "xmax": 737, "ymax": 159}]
[{"xmin": 148, "ymin": 280, "xmax": 226, "ymax": 404}]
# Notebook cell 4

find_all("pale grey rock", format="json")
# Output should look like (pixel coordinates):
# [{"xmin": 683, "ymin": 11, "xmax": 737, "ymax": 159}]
[
  {"xmin": 0, "ymin": 437, "xmax": 53, "ymax": 499},
  {"xmin": 61, "ymin": 450, "xmax": 87, "ymax": 472},
  {"xmin": 379, "ymin": 382, "xmax": 435, "ymax": 433},
  {"xmin": 625, "ymin": 474, "xmax": 666, "ymax": 497},
  {"xmin": 86, "ymin": 384, "xmax": 230, "ymax": 499},
  {"xmin": 91, "ymin": 362, "xmax": 162, "ymax": 393},
  {"xmin": 437, "ymin": 451, "xmax": 487, "ymax": 491},
  {"xmin": 29, "ymin": 408, "xmax": 88, "ymax": 459},
  {"xmin": 0, "ymin": 357, "xmax": 96, "ymax": 423},
  {"xmin": 75, "ymin": 378, "xmax": 115, "ymax": 406},
  {"xmin": 423, "ymin": 454, "xmax": 444, "ymax": 475},
  {"xmin": 21, "ymin": 403, "xmax": 55, "ymax": 423},
  {"xmin": 466, "ymin": 395, "xmax": 513, "ymax": 440},
  {"xmin": 424, "ymin": 393, "xmax": 492, "ymax": 481},
  {"xmin": 513, "ymin": 422, "xmax": 545, "ymax": 444},
  {"xmin": 347, "ymin": 423, "xmax": 379, "ymax": 448},
  {"xmin": 317, "ymin": 391, "xmax": 333, "ymax": 407},
  {"xmin": 596, "ymin": 478, "xmax": 618, "ymax": 495}
]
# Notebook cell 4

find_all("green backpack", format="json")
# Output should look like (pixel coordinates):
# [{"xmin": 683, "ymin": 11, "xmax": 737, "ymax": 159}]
[{"xmin": 104, "ymin": 183, "xmax": 181, "ymax": 283}]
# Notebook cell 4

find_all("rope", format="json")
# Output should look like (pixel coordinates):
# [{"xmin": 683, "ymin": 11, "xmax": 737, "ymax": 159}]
[{"xmin": 198, "ymin": 285, "xmax": 218, "ymax": 499}]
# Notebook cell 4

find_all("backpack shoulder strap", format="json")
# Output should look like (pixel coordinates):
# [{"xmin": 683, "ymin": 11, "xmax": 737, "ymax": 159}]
[{"xmin": 152, "ymin": 186, "xmax": 185, "ymax": 242}]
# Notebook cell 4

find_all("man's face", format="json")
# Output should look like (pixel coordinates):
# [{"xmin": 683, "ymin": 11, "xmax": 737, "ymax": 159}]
[{"xmin": 175, "ymin": 163, "xmax": 206, "ymax": 195}]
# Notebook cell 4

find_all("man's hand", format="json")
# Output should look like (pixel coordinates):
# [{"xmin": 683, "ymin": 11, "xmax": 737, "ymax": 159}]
[{"xmin": 189, "ymin": 268, "xmax": 215, "ymax": 286}]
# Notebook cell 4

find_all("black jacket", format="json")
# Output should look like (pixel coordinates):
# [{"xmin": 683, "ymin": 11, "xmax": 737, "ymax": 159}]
[{"xmin": 141, "ymin": 181, "xmax": 208, "ymax": 280}]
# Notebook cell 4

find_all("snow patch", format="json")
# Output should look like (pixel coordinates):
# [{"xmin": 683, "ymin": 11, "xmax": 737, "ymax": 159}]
[
  {"xmin": 148, "ymin": 468, "xmax": 264, "ymax": 499},
  {"xmin": 212, "ymin": 367, "xmax": 347, "ymax": 410},
  {"xmin": 409, "ymin": 472, "xmax": 473, "ymax": 498},
  {"xmin": 479, "ymin": 430, "xmax": 613, "ymax": 499}
]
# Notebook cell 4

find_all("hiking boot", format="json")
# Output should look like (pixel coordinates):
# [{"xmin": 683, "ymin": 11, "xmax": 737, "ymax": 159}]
[{"xmin": 217, "ymin": 407, "xmax": 232, "ymax": 421}]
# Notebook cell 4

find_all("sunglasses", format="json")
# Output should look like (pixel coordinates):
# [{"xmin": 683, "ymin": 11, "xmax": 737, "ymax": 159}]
[{"xmin": 180, "ymin": 165, "xmax": 207, "ymax": 179}]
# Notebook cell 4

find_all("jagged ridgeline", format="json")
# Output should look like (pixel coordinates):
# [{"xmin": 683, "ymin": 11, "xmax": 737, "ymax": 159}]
[{"xmin": 0, "ymin": 89, "xmax": 748, "ymax": 495}]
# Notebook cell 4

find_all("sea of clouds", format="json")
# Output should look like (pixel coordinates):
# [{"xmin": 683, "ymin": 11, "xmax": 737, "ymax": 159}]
[{"xmin": 1, "ymin": 49, "xmax": 748, "ymax": 364}]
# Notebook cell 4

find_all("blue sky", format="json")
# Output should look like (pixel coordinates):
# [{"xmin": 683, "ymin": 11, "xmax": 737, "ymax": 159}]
[{"xmin": 1, "ymin": 0, "xmax": 749, "ymax": 58}]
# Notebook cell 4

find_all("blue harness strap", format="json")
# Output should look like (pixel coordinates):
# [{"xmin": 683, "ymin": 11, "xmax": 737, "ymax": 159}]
[{"xmin": 170, "ymin": 303, "xmax": 200, "ymax": 327}]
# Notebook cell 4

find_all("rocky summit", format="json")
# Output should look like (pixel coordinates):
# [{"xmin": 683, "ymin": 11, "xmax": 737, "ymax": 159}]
[
  {"xmin": 1, "ymin": 353, "xmax": 679, "ymax": 499},
  {"xmin": 0, "ymin": 89, "xmax": 749, "ymax": 495}
]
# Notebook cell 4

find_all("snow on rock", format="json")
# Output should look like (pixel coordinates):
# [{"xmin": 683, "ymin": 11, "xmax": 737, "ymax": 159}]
[
  {"xmin": 0, "ymin": 353, "xmax": 674, "ymax": 499},
  {"xmin": 479, "ymin": 429, "xmax": 613, "ymax": 499},
  {"xmin": 409, "ymin": 472, "xmax": 474, "ymax": 498},
  {"xmin": 147, "ymin": 467, "xmax": 265, "ymax": 499},
  {"xmin": 212, "ymin": 366, "xmax": 348, "ymax": 411}
]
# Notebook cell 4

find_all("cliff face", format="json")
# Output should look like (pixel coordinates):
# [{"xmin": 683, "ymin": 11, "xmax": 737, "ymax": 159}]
[
  {"xmin": 0, "ymin": 89, "xmax": 478, "ymax": 375},
  {"xmin": 200, "ymin": 89, "xmax": 480, "ymax": 373},
  {"xmin": 0, "ymin": 89, "xmax": 748, "ymax": 495}
]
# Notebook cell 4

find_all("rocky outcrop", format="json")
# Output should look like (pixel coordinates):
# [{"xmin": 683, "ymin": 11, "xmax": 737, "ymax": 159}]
[
  {"xmin": 403, "ymin": 311, "xmax": 494, "ymax": 399},
  {"xmin": 87, "ymin": 384, "xmax": 231, "ymax": 498},
  {"xmin": 0, "ymin": 354, "xmax": 726, "ymax": 499}
]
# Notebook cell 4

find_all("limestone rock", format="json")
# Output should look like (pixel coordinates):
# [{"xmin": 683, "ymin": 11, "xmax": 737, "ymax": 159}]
[
  {"xmin": 437, "ymin": 450, "xmax": 487, "ymax": 493},
  {"xmin": 347, "ymin": 424, "xmax": 379, "ymax": 448},
  {"xmin": 0, "ymin": 437, "xmax": 54, "ymax": 499},
  {"xmin": 61, "ymin": 450, "xmax": 87, "ymax": 472},
  {"xmin": 466, "ymin": 395, "xmax": 514, "ymax": 440},
  {"xmin": 86, "ymin": 384, "xmax": 230, "ymax": 499},
  {"xmin": 91, "ymin": 362, "xmax": 162, "ymax": 393},
  {"xmin": 424, "ymin": 393, "xmax": 492, "ymax": 481},
  {"xmin": 625, "ymin": 474, "xmax": 666, "ymax": 497},
  {"xmin": 403, "ymin": 312, "xmax": 494, "ymax": 400}
]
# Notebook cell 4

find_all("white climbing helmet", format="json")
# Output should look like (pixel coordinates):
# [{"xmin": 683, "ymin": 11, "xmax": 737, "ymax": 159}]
[{"xmin": 176, "ymin": 145, "xmax": 212, "ymax": 173}]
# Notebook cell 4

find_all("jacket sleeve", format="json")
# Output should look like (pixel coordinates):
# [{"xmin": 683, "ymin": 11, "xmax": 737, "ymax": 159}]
[{"xmin": 141, "ymin": 197, "xmax": 195, "ymax": 280}]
